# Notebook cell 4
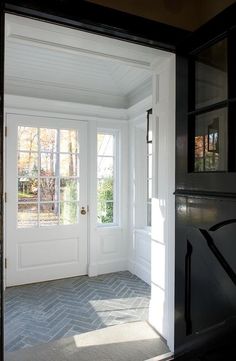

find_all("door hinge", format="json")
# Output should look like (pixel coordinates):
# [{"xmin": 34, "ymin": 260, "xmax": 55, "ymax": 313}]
[
  {"xmin": 5, "ymin": 126, "xmax": 7, "ymax": 137},
  {"xmin": 5, "ymin": 258, "xmax": 7, "ymax": 269},
  {"xmin": 4, "ymin": 192, "xmax": 7, "ymax": 203}
]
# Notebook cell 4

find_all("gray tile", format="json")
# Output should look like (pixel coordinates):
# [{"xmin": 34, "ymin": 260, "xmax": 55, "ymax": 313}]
[{"xmin": 4, "ymin": 271, "xmax": 151, "ymax": 352}]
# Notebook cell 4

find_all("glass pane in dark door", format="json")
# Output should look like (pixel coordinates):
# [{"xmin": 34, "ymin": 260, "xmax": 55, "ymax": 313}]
[
  {"xmin": 195, "ymin": 39, "xmax": 227, "ymax": 109},
  {"xmin": 194, "ymin": 108, "xmax": 227, "ymax": 171}
]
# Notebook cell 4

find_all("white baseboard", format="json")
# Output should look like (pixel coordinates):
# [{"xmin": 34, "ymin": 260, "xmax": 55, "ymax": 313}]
[
  {"xmin": 96, "ymin": 258, "xmax": 128, "ymax": 275},
  {"xmin": 128, "ymin": 259, "xmax": 135, "ymax": 274},
  {"xmin": 88, "ymin": 263, "xmax": 98, "ymax": 277}
]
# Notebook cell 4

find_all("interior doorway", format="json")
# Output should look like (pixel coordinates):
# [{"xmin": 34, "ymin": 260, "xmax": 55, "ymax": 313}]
[{"xmin": 4, "ymin": 13, "xmax": 175, "ymax": 360}]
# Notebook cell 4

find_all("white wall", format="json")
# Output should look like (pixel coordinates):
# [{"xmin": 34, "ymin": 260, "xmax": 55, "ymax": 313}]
[
  {"xmin": 127, "ymin": 55, "xmax": 176, "ymax": 353},
  {"xmin": 128, "ymin": 98, "xmax": 152, "ymax": 285},
  {"xmin": 5, "ymin": 93, "xmax": 153, "ymax": 282},
  {"xmin": 4, "ymin": 95, "xmax": 129, "ymax": 279}
]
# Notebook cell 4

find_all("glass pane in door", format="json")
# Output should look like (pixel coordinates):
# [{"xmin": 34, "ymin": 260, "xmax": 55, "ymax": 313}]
[{"xmin": 17, "ymin": 126, "xmax": 80, "ymax": 228}]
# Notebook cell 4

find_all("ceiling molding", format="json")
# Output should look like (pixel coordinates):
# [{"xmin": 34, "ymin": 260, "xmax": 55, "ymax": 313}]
[
  {"xmin": 127, "ymin": 78, "xmax": 152, "ymax": 108},
  {"xmin": 4, "ymin": 94, "xmax": 129, "ymax": 121},
  {"xmin": 5, "ymin": 76, "xmax": 128, "ymax": 109},
  {"xmin": 127, "ymin": 95, "xmax": 152, "ymax": 120}
]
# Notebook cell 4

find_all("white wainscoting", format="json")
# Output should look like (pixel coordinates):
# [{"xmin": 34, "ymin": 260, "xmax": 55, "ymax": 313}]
[
  {"xmin": 129, "ymin": 229, "xmax": 151, "ymax": 285},
  {"xmin": 95, "ymin": 227, "xmax": 128, "ymax": 275}
]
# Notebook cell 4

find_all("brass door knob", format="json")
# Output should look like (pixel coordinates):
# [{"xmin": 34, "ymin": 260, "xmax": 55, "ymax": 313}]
[{"xmin": 81, "ymin": 207, "xmax": 87, "ymax": 215}]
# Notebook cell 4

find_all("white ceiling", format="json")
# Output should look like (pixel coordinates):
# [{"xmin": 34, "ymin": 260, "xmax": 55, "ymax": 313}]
[{"xmin": 5, "ymin": 15, "xmax": 169, "ymax": 109}]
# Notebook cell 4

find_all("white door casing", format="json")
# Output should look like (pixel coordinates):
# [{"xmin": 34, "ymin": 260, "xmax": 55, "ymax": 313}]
[
  {"xmin": 5, "ymin": 113, "xmax": 88, "ymax": 286},
  {"xmin": 149, "ymin": 54, "xmax": 175, "ymax": 352}
]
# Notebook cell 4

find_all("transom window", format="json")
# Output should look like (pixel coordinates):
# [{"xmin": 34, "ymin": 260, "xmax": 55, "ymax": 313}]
[
  {"xmin": 17, "ymin": 126, "xmax": 80, "ymax": 228},
  {"xmin": 97, "ymin": 132, "xmax": 118, "ymax": 225}
]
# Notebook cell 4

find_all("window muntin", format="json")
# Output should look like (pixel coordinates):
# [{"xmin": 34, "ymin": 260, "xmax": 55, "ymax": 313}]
[
  {"xmin": 97, "ymin": 132, "xmax": 118, "ymax": 225},
  {"xmin": 17, "ymin": 126, "xmax": 80, "ymax": 228}
]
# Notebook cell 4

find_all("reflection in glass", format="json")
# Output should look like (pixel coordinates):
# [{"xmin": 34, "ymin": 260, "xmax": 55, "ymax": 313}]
[
  {"xmin": 60, "ymin": 129, "xmax": 78, "ymax": 153},
  {"xmin": 60, "ymin": 179, "xmax": 79, "ymax": 202},
  {"xmin": 60, "ymin": 154, "xmax": 79, "ymax": 177},
  {"xmin": 18, "ymin": 127, "xmax": 38, "ymax": 152},
  {"xmin": 18, "ymin": 178, "xmax": 38, "ymax": 202},
  {"xmin": 40, "ymin": 128, "xmax": 57, "ymax": 152},
  {"xmin": 40, "ymin": 203, "xmax": 59, "ymax": 226},
  {"xmin": 194, "ymin": 108, "xmax": 227, "ymax": 171},
  {"xmin": 40, "ymin": 153, "xmax": 57, "ymax": 176},
  {"xmin": 97, "ymin": 156, "xmax": 113, "ymax": 178},
  {"xmin": 60, "ymin": 202, "xmax": 78, "ymax": 225},
  {"xmin": 18, "ymin": 203, "xmax": 38, "ymax": 228},
  {"xmin": 97, "ymin": 134, "xmax": 114, "ymax": 156},
  {"xmin": 40, "ymin": 178, "xmax": 57, "ymax": 202},
  {"xmin": 195, "ymin": 39, "xmax": 227, "ymax": 108},
  {"xmin": 18, "ymin": 152, "xmax": 38, "ymax": 177}
]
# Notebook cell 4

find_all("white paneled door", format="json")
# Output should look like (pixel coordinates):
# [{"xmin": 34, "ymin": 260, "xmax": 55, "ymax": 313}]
[{"xmin": 5, "ymin": 114, "xmax": 88, "ymax": 286}]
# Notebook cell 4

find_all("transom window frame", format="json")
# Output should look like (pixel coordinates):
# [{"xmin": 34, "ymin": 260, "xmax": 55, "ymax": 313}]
[{"xmin": 97, "ymin": 128, "xmax": 120, "ymax": 227}]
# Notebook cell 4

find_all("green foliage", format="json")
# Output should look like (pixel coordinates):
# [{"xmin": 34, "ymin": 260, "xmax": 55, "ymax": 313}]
[{"xmin": 97, "ymin": 177, "xmax": 114, "ymax": 223}]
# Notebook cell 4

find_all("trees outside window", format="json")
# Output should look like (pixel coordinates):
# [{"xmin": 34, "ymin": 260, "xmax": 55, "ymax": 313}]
[{"xmin": 97, "ymin": 132, "xmax": 118, "ymax": 225}]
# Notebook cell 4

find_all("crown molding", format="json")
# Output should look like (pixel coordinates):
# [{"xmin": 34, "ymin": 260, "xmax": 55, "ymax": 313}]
[
  {"xmin": 5, "ymin": 76, "xmax": 128, "ymax": 109},
  {"xmin": 4, "ymin": 94, "xmax": 129, "ymax": 121}
]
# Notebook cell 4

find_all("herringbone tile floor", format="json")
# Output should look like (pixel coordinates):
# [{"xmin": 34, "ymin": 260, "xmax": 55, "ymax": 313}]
[{"xmin": 5, "ymin": 271, "xmax": 151, "ymax": 352}]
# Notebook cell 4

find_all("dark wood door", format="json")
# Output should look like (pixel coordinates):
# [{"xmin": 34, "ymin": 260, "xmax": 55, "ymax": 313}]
[{"xmin": 175, "ymin": 3, "xmax": 236, "ymax": 354}]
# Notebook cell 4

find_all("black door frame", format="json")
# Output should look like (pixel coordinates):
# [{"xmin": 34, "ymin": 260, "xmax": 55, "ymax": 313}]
[{"xmin": 0, "ymin": 1, "xmax": 189, "ymax": 359}]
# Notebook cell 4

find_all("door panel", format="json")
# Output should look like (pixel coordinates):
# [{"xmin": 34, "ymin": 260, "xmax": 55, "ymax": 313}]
[
  {"xmin": 175, "ymin": 4, "xmax": 236, "ymax": 353},
  {"xmin": 5, "ymin": 114, "xmax": 88, "ymax": 286}
]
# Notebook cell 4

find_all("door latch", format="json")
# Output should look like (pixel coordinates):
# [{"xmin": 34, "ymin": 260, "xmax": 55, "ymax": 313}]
[{"xmin": 80, "ymin": 207, "xmax": 87, "ymax": 215}]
